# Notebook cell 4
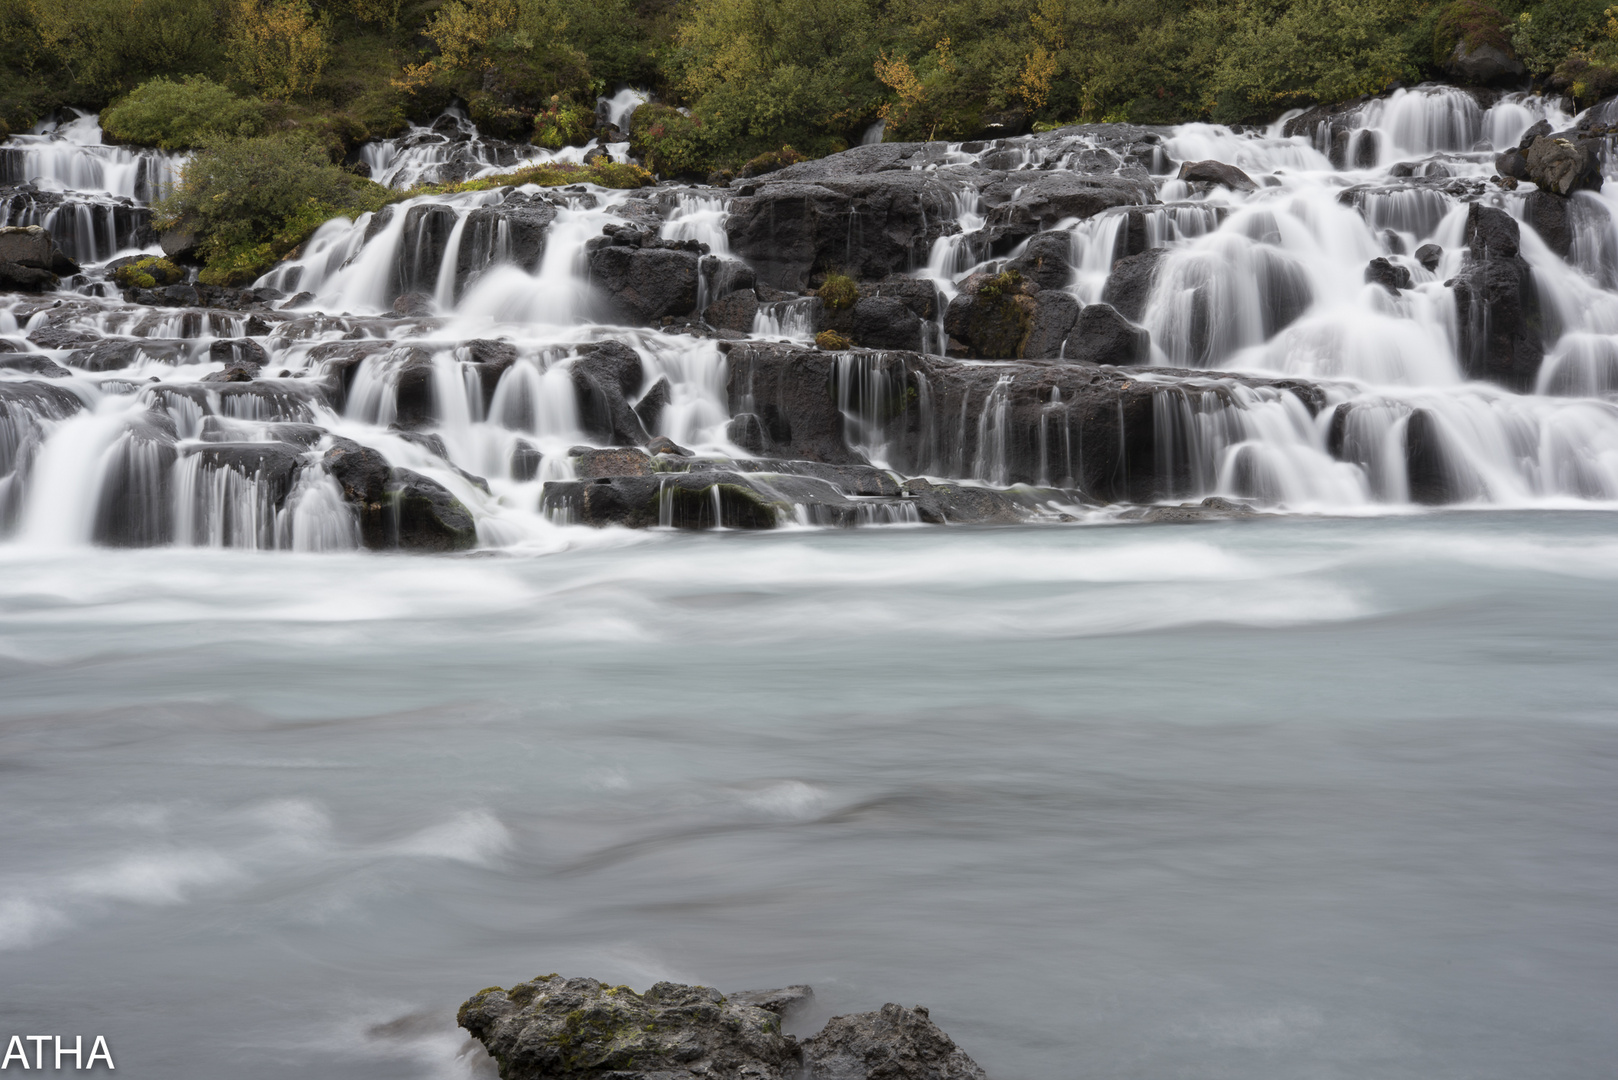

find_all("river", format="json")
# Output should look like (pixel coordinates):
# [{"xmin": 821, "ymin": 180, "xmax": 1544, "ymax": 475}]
[{"xmin": 2, "ymin": 513, "xmax": 1616, "ymax": 1078}]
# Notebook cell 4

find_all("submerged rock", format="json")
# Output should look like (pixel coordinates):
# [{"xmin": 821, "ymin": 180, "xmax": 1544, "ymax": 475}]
[{"xmin": 458, "ymin": 976, "xmax": 989, "ymax": 1080}]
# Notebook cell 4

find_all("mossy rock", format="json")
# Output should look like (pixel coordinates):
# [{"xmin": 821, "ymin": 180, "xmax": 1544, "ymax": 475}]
[
  {"xmin": 815, "ymin": 329, "xmax": 852, "ymax": 350},
  {"xmin": 739, "ymin": 145, "xmax": 806, "ymax": 178},
  {"xmin": 817, "ymin": 273, "xmax": 859, "ymax": 311},
  {"xmin": 113, "ymin": 256, "xmax": 184, "ymax": 290}
]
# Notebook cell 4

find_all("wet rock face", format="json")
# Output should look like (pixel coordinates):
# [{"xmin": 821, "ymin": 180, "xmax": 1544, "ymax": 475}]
[
  {"xmin": 458, "ymin": 977, "xmax": 990, "ymax": 1080},
  {"xmin": 1101, "ymin": 246, "xmax": 1167, "ymax": 322},
  {"xmin": 1524, "ymin": 136, "xmax": 1602, "ymax": 196},
  {"xmin": 1453, "ymin": 203, "xmax": 1542, "ymax": 390},
  {"xmin": 586, "ymin": 244, "xmax": 702, "ymax": 325},
  {"xmin": 724, "ymin": 173, "xmax": 964, "ymax": 292}
]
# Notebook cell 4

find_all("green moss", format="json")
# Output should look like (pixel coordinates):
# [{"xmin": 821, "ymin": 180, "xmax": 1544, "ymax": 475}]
[
  {"xmin": 815, "ymin": 329, "xmax": 853, "ymax": 350},
  {"xmin": 113, "ymin": 256, "xmax": 183, "ymax": 290},
  {"xmin": 739, "ymin": 145, "xmax": 806, "ymax": 178},
  {"xmin": 817, "ymin": 273, "xmax": 859, "ymax": 311},
  {"xmin": 415, "ymin": 160, "xmax": 654, "ymax": 196},
  {"xmin": 977, "ymin": 269, "xmax": 1023, "ymax": 300}
]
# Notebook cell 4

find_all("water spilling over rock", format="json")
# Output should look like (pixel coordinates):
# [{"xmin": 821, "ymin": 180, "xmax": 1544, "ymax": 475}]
[{"xmin": 5, "ymin": 83, "xmax": 1618, "ymax": 552}]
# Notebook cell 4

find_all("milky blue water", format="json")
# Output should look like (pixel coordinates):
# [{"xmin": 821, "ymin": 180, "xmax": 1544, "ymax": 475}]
[{"xmin": 2, "ymin": 514, "xmax": 1616, "ymax": 1079}]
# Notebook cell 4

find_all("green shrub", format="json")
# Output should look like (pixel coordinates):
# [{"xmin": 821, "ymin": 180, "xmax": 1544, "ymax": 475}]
[
  {"xmin": 113, "ymin": 256, "xmax": 184, "ymax": 289},
  {"xmin": 817, "ymin": 273, "xmax": 859, "ymax": 310},
  {"xmin": 629, "ymin": 103, "xmax": 714, "ymax": 178},
  {"xmin": 101, "ymin": 77, "xmax": 264, "ymax": 150},
  {"xmin": 531, "ymin": 97, "xmax": 597, "ymax": 149},
  {"xmin": 1434, "ymin": 0, "xmax": 1515, "ymax": 62},
  {"xmin": 1513, "ymin": 0, "xmax": 1611, "ymax": 75},
  {"xmin": 155, "ymin": 132, "xmax": 393, "ymax": 285}
]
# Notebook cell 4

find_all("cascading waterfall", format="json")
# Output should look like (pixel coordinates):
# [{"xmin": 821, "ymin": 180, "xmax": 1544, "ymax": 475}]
[{"xmin": 8, "ymin": 81, "xmax": 1618, "ymax": 552}]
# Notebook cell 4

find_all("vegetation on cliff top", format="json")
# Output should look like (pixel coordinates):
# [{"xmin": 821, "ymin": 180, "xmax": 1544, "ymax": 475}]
[{"xmin": 5, "ymin": 0, "xmax": 1617, "ymax": 282}]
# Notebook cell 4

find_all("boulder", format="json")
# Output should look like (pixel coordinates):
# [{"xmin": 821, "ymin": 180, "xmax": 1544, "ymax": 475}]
[
  {"xmin": 724, "ymin": 172, "xmax": 965, "ymax": 291},
  {"xmin": 704, "ymin": 288, "xmax": 760, "ymax": 333},
  {"xmin": 1524, "ymin": 136, "xmax": 1602, "ymax": 196},
  {"xmin": 1176, "ymin": 160, "xmax": 1257, "ymax": 191},
  {"xmin": 457, "ymin": 977, "xmax": 990, "ymax": 1080},
  {"xmin": 1364, "ymin": 256, "xmax": 1412, "ymax": 293},
  {"xmin": 392, "ymin": 292, "xmax": 434, "ymax": 317},
  {"xmin": 0, "ymin": 225, "xmax": 61, "ymax": 268},
  {"xmin": 1064, "ymin": 303, "xmax": 1148, "ymax": 365},
  {"xmin": 587, "ymin": 245, "xmax": 701, "ymax": 325},
  {"xmin": 206, "ymin": 338, "xmax": 269, "ymax": 382},
  {"xmin": 380, "ymin": 468, "xmax": 478, "ymax": 552},
  {"xmin": 0, "ymin": 354, "xmax": 69, "ymax": 377},
  {"xmin": 848, "ymin": 295, "xmax": 923, "ymax": 351},
  {"xmin": 981, "ymin": 169, "xmax": 1156, "ymax": 237},
  {"xmin": 1414, "ymin": 243, "xmax": 1443, "ymax": 272},
  {"xmin": 1522, "ymin": 188, "xmax": 1572, "ymax": 258},
  {"xmin": 0, "ymin": 262, "xmax": 56, "ymax": 292},
  {"xmin": 458, "ymin": 977, "xmax": 799, "ymax": 1080},
  {"xmin": 1100, "ymin": 246, "xmax": 1167, "ymax": 322},
  {"xmin": 1021, "ymin": 290, "xmax": 1080, "ymax": 360},
  {"xmin": 1493, "ymin": 148, "xmax": 1529, "ymax": 180},
  {"xmin": 1452, "ymin": 203, "xmax": 1542, "ymax": 390},
  {"xmin": 457, "ymin": 193, "xmax": 556, "ymax": 288},
  {"xmin": 510, "ymin": 439, "xmax": 543, "ymax": 481},
  {"xmin": 1445, "ymin": 40, "xmax": 1526, "ymax": 86},
  {"xmin": 1005, "ymin": 231, "xmax": 1076, "ymax": 290},
  {"xmin": 801, "ymin": 1003, "xmax": 988, "ymax": 1080},
  {"xmin": 158, "ymin": 219, "xmax": 200, "ymax": 262},
  {"xmin": 324, "ymin": 436, "xmax": 392, "ymax": 506},
  {"xmin": 67, "ymin": 339, "xmax": 188, "ymax": 372},
  {"xmin": 571, "ymin": 341, "xmax": 651, "ymax": 446},
  {"xmin": 634, "ymin": 376, "xmax": 671, "ymax": 433}
]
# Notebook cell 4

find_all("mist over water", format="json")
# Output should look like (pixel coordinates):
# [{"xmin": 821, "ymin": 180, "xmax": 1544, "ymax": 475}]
[{"xmin": 2, "ymin": 515, "xmax": 1617, "ymax": 1079}]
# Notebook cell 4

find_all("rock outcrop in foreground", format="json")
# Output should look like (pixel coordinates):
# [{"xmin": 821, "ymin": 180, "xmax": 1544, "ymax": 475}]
[{"xmin": 458, "ymin": 975, "xmax": 987, "ymax": 1080}]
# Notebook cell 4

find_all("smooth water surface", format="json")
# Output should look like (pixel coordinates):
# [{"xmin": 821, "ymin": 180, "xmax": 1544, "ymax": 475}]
[{"xmin": 2, "ymin": 514, "xmax": 1616, "ymax": 1079}]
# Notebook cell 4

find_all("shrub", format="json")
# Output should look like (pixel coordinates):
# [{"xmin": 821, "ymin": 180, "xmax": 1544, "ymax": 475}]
[
  {"xmin": 629, "ymin": 103, "xmax": 713, "ymax": 177},
  {"xmin": 817, "ymin": 273, "xmax": 859, "ymax": 310},
  {"xmin": 155, "ymin": 132, "xmax": 393, "ymax": 285},
  {"xmin": 531, "ymin": 97, "xmax": 597, "ymax": 149},
  {"xmin": 113, "ymin": 256, "xmax": 184, "ymax": 289},
  {"xmin": 1513, "ymin": 0, "xmax": 1611, "ymax": 75},
  {"xmin": 229, "ymin": 0, "xmax": 329, "ymax": 99},
  {"xmin": 1434, "ymin": 0, "xmax": 1515, "ymax": 62},
  {"xmin": 100, "ymin": 77, "xmax": 264, "ymax": 151},
  {"xmin": 815, "ymin": 329, "xmax": 852, "ymax": 350}
]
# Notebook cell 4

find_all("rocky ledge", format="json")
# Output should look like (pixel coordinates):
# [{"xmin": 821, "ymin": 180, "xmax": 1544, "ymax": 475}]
[{"xmin": 458, "ymin": 976, "xmax": 987, "ymax": 1080}]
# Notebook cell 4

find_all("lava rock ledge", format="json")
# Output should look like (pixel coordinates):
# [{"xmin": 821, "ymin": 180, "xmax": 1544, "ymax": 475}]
[{"xmin": 458, "ymin": 975, "xmax": 988, "ymax": 1080}]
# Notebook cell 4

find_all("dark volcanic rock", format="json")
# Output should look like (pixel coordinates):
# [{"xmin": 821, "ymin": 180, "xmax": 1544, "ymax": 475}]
[
  {"xmin": 382, "ymin": 468, "xmax": 478, "ymax": 551},
  {"xmin": 458, "ymin": 976, "xmax": 800, "ymax": 1079},
  {"xmin": 1064, "ymin": 303, "xmax": 1148, "ymax": 365},
  {"xmin": 801, "ymin": 1003, "xmax": 988, "ymax": 1080},
  {"xmin": 457, "ymin": 977, "xmax": 990, "ymax": 1080},
  {"xmin": 1005, "ymin": 231, "xmax": 1075, "ymax": 290},
  {"xmin": 1524, "ymin": 136, "xmax": 1602, "ymax": 196},
  {"xmin": 1177, "ymin": 160, "xmax": 1256, "ymax": 191},
  {"xmin": 1364, "ymin": 256, "xmax": 1412, "ymax": 293},
  {"xmin": 324, "ymin": 436, "xmax": 392, "ymax": 506},
  {"xmin": 981, "ymin": 169, "xmax": 1156, "ymax": 235},
  {"xmin": 848, "ymin": 295, "xmax": 923, "ymax": 351},
  {"xmin": 725, "ymin": 343, "xmax": 1324, "ymax": 501},
  {"xmin": 571, "ymin": 341, "xmax": 650, "ymax": 446},
  {"xmin": 1414, "ymin": 243, "xmax": 1443, "ymax": 272},
  {"xmin": 724, "ymin": 172, "xmax": 965, "ymax": 292},
  {"xmin": 1452, "ymin": 203, "xmax": 1542, "ymax": 389},
  {"xmin": 588, "ymin": 245, "xmax": 701, "ymax": 325},
  {"xmin": 1101, "ymin": 247, "xmax": 1167, "ymax": 322},
  {"xmin": 1022, "ymin": 291, "xmax": 1080, "ymax": 360},
  {"xmin": 1522, "ymin": 188, "xmax": 1572, "ymax": 257},
  {"xmin": 704, "ymin": 288, "xmax": 760, "ymax": 332}
]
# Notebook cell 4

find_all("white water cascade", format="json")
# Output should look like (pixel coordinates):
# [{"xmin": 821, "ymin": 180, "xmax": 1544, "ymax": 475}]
[{"xmin": 6, "ymin": 82, "xmax": 1618, "ymax": 553}]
